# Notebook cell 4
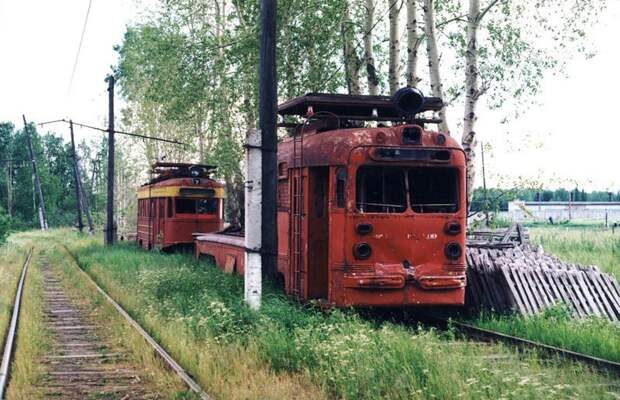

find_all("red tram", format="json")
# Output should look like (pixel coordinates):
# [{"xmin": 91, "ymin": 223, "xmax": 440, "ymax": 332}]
[
  {"xmin": 196, "ymin": 88, "xmax": 467, "ymax": 307},
  {"xmin": 137, "ymin": 163, "xmax": 225, "ymax": 250}
]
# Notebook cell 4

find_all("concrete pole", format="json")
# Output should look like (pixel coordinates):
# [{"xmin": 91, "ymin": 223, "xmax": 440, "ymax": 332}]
[{"xmin": 245, "ymin": 129, "xmax": 262, "ymax": 310}]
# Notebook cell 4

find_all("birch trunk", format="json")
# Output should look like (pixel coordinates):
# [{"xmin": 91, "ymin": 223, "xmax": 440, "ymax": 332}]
[
  {"xmin": 422, "ymin": 0, "xmax": 449, "ymax": 133},
  {"xmin": 405, "ymin": 0, "xmax": 419, "ymax": 87},
  {"xmin": 364, "ymin": 0, "xmax": 379, "ymax": 95},
  {"xmin": 388, "ymin": 0, "xmax": 401, "ymax": 94},
  {"xmin": 343, "ymin": 3, "xmax": 362, "ymax": 95},
  {"xmin": 462, "ymin": 0, "xmax": 480, "ymax": 205}
]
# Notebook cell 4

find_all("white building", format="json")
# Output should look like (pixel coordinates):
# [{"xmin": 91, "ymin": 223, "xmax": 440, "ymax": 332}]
[{"xmin": 504, "ymin": 201, "xmax": 620, "ymax": 222}]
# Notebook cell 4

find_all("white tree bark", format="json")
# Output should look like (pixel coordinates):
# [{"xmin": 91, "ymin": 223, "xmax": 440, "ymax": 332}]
[
  {"xmin": 405, "ymin": 0, "xmax": 420, "ymax": 87},
  {"xmin": 245, "ymin": 129, "xmax": 262, "ymax": 310},
  {"xmin": 422, "ymin": 0, "xmax": 449, "ymax": 133},
  {"xmin": 364, "ymin": 0, "xmax": 380, "ymax": 95},
  {"xmin": 343, "ymin": 2, "xmax": 362, "ymax": 95},
  {"xmin": 462, "ymin": 0, "xmax": 481, "ymax": 205},
  {"xmin": 388, "ymin": 0, "xmax": 401, "ymax": 94}
]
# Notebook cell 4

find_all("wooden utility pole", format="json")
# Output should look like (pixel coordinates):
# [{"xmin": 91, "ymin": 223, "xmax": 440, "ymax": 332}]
[
  {"xmin": 69, "ymin": 121, "xmax": 84, "ymax": 232},
  {"xmin": 70, "ymin": 121, "xmax": 94, "ymax": 233},
  {"xmin": 23, "ymin": 115, "xmax": 48, "ymax": 230},
  {"xmin": 105, "ymin": 76, "xmax": 116, "ymax": 245},
  {"xmin": 6, "ymin": 162, "xmax": 12, "ymax": 217}
]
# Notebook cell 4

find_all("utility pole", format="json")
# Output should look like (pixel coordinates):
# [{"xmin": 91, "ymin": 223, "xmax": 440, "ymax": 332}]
[
  {"xmin": 481, "ymin": 141, "xmax": 489, "ymax": 227},
  {"xmin": 105, "ymin": 76, "xmax": 116, "ymax": 245},
  {"xmin": 23, "ymin": 115, "xmax": 48, "ymax": 230},
  {"xmin": 69, "ymin": 121, "xmax": 84, "ymax": 232},
  {"xmin": 6, "ymin": 162, "xmax": 12, "ymax": 217},
  {"xmin": 245, "ymin": 0, "xmax": 277, "ymax": 310},
  {"xmin": 70, "ymin": 121, "xmax": 94, "ymax": 233}
]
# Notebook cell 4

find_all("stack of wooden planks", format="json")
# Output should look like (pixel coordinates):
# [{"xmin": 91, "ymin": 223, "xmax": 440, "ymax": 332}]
[{"xmin": 466, "ymin": 226, "xmax": 620, "ymax": 321}]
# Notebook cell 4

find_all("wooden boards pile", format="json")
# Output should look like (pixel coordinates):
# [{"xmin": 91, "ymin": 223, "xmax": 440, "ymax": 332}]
[{"xmin": 466, "ymin": 245, "xmax": 620, "ymax": 321}]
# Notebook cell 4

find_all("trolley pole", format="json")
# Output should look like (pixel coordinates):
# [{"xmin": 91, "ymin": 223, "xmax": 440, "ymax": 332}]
[
  {"xmin": 69, "ymin": 121, "xmax": 84, "ymax": 232},
  {"xmin": 105, "ymin": 76, "xmax": 117, "ymax": 245},
  {"xmin": 23, "ymin": 115, "xmax": 48, "ymax": 230}
]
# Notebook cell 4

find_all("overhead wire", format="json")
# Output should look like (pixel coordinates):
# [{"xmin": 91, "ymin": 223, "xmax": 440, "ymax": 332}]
[
  {"xmin": 67, "ymin": 0, "xmax": 93, "ymax": 95},
  {"xmin": 37, "ymin": 119, "xmax": 187, "ymax": 146}
]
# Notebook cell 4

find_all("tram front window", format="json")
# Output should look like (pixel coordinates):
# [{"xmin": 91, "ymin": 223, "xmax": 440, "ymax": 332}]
[
  {"xmin": 175, "ymin": 198, "xmax": 218, "ymax": 215},
  {"xmin": 356, "ymin": 166, "xmax": 406, "ymax": 213}
]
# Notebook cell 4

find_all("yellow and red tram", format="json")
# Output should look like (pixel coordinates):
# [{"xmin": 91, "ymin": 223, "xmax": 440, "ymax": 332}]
[{"xmin": 137, "ymin": 163, "xmax": 225, "ymax": 250}]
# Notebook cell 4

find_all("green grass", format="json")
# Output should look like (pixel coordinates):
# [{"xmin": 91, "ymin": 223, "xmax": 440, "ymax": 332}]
[
  {"xmin": 530, "ymin": 224, "xmax": 620, "ymax": 280},
  {"xmin": 29, "ymin": 229, "xmax": 618, "ymax": 400},
  {"xmin": 0, "ymin": 238, "xmax": 28, "ymax": 354},
  {"xmin": 467, "ymin": 224, "xmax": 620, "ymax": 365},
  {"xmin": 473, "ymin": 305, "xmax": 620, "ymax": 363}
]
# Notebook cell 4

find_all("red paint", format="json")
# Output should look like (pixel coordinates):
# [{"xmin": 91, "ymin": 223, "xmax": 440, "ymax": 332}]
[{"xmin": 196, "ymin": 123, "xmax": 467, "ymax": 307}]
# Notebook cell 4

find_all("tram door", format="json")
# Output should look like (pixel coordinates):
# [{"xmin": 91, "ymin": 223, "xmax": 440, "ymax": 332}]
[{"xmin": 307, "ymin": 167, "xmax": 329, "ymax": 300}]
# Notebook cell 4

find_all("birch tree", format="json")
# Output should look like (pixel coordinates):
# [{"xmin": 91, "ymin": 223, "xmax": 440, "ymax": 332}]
[
  {"xmin": 364, "ymin": 0, "xmax": 380, "ymax": 95},
  {"xmin": 422, "ymin": 0, "xmax": 449, "ymax": 133},
  {"xmin": 405, "ymin": 0, "xmax": 420, "ymax": 87},
  {"xmin": 388, "ymin": 0, "xmax": 401, "ymax": 94},
  {"xmin": 343, "ymin": 1, "xmax": 362, "ymax": 95}
]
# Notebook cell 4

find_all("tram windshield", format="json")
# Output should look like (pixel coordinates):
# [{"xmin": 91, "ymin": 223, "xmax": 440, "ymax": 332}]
[
  {"xmin": 175, "ymin": 198, "xmax": 218, "ymax": 215},
  {"xmin": 356, "ymin": 166, "xmax": 458, "ymax": 213}
]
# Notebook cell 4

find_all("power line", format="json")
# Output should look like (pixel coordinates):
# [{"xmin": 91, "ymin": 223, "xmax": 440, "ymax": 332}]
[
  {"xmin": 67, "ymin": 0, "xmax": 93, "ymax": 95},
  {"xmin": 37, "ymin": 119, "xmax": 187, "ymax": 146}
]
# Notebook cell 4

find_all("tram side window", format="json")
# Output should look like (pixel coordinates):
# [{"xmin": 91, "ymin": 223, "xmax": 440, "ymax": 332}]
[
  {"xmin": 168, "ymin": 198, "xmax": 173, "ymax": 218},
  {"xmin": 356, "ymin": 166, "xmax": 406, "ymax": 213},
  {"xmin": 336, "ymin": 167, "xmax": 346, "ymax": 208},
  {"xmin": 409, "ymin": 168, "xmax": 459, "ymax": 213}
]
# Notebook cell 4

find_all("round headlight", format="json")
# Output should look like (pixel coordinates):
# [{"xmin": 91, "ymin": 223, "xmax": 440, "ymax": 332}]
[
  {"xmin": 353, "ymin": 243, "xmax": 372, "ymax": 260},
  {"xmin": 445, "ymin": 242, "xmax": 462, "ymax": 260},
  {"xmin": 189, "ymin": 166, "xmax": 201, "ymax": 178}
]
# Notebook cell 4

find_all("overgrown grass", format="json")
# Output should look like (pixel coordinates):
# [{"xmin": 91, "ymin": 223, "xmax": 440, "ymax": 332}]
[
  {"xmin": 473, "ymin": 305, "xmax": 620, "ymax": 363},
  {"xmin": 0, "ymin": 240, "xmax": 27, "ymax": 356},
  {"xmin": 5, "ymin": 247, "xmax": 50, "ymax": 399},
  {"xmin": 31, "ymin": 229, "xmax": 619, "ymax": 400},
  {"xmin": 465, "ymin": 224, "xmax": 620, "ymax": 365},
  {"xmin": 530, "ymin": 225, "xmax": 620, "ymax": 280}
]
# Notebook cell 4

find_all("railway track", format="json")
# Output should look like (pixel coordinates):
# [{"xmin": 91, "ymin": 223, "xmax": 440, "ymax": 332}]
[
  {"xmin": 0, "ymin": 248, "xmax": 32, "ymax": 399},
  {"xmin": 421, "ymin": 314, "xmax": 620, "ymax": 377},
  {"xmin": 0, "ymin": 247, "xmax": 210, "ymax": 399}
]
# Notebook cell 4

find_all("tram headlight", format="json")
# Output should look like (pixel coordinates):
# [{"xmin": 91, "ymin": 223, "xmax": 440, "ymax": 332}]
[
  {"xmin": 445, "ymin": 242, "xmax": 462, "ymax": 260},
  {"xmin": 353, "ymin": 242, "xmax": 372, "ymax": 260},
  {"xmin": 189, "ymin": 166, "xmax": 202, "ymax": 178}
]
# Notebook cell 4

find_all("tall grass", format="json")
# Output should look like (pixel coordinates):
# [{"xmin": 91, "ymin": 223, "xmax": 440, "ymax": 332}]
[
  {"xmin": 0, "ymin": 239, "xmax": 28, "ymax": 354},
  {"xmin": 530, "ymin": 225, "xmax": 620, "ymax": 280},
  {"xmin": 38, "ymin": 229, "xmax": 619, "ymax": 400},
  {"xmin": 473, "ymin": 305, "xmax": 620, "ymax": 363}
]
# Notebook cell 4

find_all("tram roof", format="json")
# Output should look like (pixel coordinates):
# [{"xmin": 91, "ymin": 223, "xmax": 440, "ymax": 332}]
[{"xmin": 277, "ymin": 93, "xmax": 444, "ymax": 122}]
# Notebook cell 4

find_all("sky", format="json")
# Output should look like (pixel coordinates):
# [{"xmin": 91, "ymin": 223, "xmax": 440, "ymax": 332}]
[{"xmin": 0, "ymin": 0, "xmax": 618, "ymax": 191}]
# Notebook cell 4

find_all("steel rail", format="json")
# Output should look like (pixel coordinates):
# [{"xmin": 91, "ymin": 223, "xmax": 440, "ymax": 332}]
[
  {"xmin": 0, "ymin": 248, "xmax": 33, "ymax": 399},
  {"xmin": 424, "ymin": 315, "xmax": 620, "ymax": 377},
  {"xmin": 57, "ymin": 244, "xmax": 211, "ymax": 400}
]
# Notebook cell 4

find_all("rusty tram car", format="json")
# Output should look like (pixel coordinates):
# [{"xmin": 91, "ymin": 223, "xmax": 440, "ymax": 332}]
[
  {"xmin": 195, "ymin": 88, "xmax": 467, "ymax": 307},
  {"xmin": 137, "ymin": 163, "xmax": 225, "ymax": 250}
]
